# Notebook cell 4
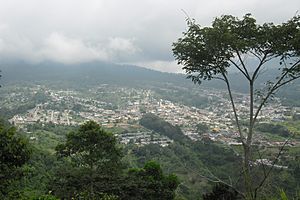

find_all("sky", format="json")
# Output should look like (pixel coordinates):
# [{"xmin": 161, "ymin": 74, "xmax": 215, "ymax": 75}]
[{"xmin": 0, "ymin": 0, "xmax": 299, "ymax": 73}]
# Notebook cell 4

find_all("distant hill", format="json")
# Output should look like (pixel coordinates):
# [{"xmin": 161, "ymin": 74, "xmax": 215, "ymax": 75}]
[
  {"xmin": 0, "ymin": 60, "xmax": 188, "ymax": 88},
  {"xmin": 1, "ymin": 59, "xmax": 299, "ymax": 105}
]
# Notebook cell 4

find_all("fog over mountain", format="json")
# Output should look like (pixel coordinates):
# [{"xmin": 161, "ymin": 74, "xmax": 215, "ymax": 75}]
[
  {"xmin": 1, "ymin": 59, "xmax": 298, "ymax": 97},
  {"xmin": 0, "ymin": 0, "xmax": 299, "ymax": 72},
  {"xmin": 0, "ymin": 59, "xmax": 187, "ymax": 87}
]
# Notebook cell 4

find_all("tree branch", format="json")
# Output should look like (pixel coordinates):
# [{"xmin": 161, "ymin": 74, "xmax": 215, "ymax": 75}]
[
  {"xmin": 206, "ymin": 168, "xmax": 245, "ymax": 198},
  {"xmin": 249, "ymin": 50, "xmax": 263, "ymax": 62},
  {"xmin": 212, "ymin": 76, "xmax": 226, "ymax": 82},
  {"xmin": 273, "ymin": 75, "xmax": 300, "ymax": 90},
  {"xmin": 254, "ymin": 136, "xmax": 293, "ymax": 199},
  {"xmin": 179, "ymin": 159, "xmax": 245, "ymax": 198},
  {"xmin": 253, "ymin": 59, "xmax": 300, "ymax": 124},
  {"xmin": 252, "ymin": 53, "xmax": 268, "ymax": 81},
  {"xmin": 202, "ymin": 167, "xmax": 245, "ymax": 198},
  {"xmin": 257, "ymin": 149, "xmax": 267, "ymax": 179},
  {"xmin": 229, "ymin": 59, "xmax": 251, "ymax": 81},
  {"xmin": 236, "ymin": 51, "xmax": 250, "ymax": 79},
  {"xmin": 221, "ymin": 71, "xmax": 246, "ymax": 145}
]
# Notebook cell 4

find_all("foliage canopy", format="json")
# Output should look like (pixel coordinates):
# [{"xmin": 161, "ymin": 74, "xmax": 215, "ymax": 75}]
[
  {"xmin": 173, "ymin": 14, "xmax": 300, "ymax": 84},
  {"xmin": 173, "ymin": 13, "xmax": 300, "ymax": 200},
  {"xmin": 0, "ymin": 120, "xmax": 31, "ymax": 197},
  {"xmin": 56, "ymin": 120, "xmax": 122, "ymax": 171}
]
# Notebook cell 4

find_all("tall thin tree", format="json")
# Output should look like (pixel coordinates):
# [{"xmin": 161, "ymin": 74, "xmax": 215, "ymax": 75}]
[{"xmin": 173, "ymin": 14, "xmax": 300, "ymax": 199}]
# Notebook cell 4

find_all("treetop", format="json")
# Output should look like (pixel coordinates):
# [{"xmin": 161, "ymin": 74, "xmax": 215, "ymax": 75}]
[{"xmin": 173, "ymin": 13, "xmax": 300, "ymax": 84}]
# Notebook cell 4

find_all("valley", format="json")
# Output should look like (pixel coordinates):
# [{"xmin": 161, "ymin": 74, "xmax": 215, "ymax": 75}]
[{"xmin": 3, "ymin": 82, "xmax": 299, "ymax": 147}]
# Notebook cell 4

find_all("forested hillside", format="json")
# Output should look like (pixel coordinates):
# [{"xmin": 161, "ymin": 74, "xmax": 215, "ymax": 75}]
[
  {"xmin": 1, "ymin": 60, "xmax": 300, "ymax": 199},
  {"xmin": 1, "ymin": 60, "xmax": 299, "ymax": 106},
  {"xmin": 0, "ymin": 0, "xmax": 300, "ymax": 199}
]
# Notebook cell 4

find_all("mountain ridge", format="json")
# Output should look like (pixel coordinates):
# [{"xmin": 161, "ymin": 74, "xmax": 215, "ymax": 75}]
[{"xmin": 1, "ymin": 59, "xmax": 299, "ymax": 106}]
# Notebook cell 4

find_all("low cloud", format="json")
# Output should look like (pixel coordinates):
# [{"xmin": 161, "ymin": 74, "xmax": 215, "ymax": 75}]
[
  {"xmin": 0, "ymin": 0, "xmax": 298, "ymax": 72},
  {"xmin": 108, "ymin": 37, "xmax": 140, "ymax": 54},
  {"xmin": 40, "ymin": 32, "xmax": 108, "ymax": 64},
  {"xmin": 134, "ymin": 60, "xmax": 183, "ymax": 73},
  {"xmin": 107, "ymin": 37, "xmax": 141, "ymax": 62},
  {"xmin": 0, "ymin": 27, "xmax": 140, "ymax": 64}
]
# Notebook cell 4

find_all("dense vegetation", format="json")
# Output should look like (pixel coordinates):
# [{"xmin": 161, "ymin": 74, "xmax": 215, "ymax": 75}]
[
  {"xmin": 255, "ymin": 123, "xmax": 292, "ymax": 137},
  {"xmin": 1, "ymin": 111, "xmax": 300, "ymax": 199},
  {"xmin": 0, "ymin": 119, "xmax": 31, "ymax": 199},
  {"xmin": 0, "ymin": 120, "xmax": 180, "ymax": 200},
  {"xmin": 140, "ymin": 113, "xmax": 189, "ymax": 143},
  {"xmin": 1, "ymin": 58, "xmax": 300, "ymax": 199},
  {"xmin": 135, "ymin": 114, "xmax": 300, "ymax": 199}
]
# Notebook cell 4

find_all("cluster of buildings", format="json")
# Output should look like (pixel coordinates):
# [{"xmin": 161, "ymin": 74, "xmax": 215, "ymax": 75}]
[
  {"xmin": 10, "ymin": 105, "xmax": 72, "ymax": 126},
  {"xmin": 118, "ymin": 131, "xmax": 173, "ymax": 147},
  {"xmin": 7, "ymin": 84, "xmax": 296, "ymax": 147},
  {"xmin": 253, "ymin": 159, "xmax": 288, "ymax": 169}
]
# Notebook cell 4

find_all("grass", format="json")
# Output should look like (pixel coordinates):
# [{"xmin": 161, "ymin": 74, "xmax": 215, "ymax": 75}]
[
  {"xmin": 279, "ymin": 120, "xmax": 300, "ymax": 135},
  {"xmin": 28, "ymin": 130, "xmax": 65, "ymax": 154}
]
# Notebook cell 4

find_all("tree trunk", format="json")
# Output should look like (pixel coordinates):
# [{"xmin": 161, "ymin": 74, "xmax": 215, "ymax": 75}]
[
  {"xmin": 244, "ymin": 81, "xmax": 255, "ymax": 199},
  {"xmin": 243, "ymin": 144, "xmax": 253, "ymax": 200},
  {"xmin": 90, "ymin": 162, "xmax": 95, "ymax": 199}
]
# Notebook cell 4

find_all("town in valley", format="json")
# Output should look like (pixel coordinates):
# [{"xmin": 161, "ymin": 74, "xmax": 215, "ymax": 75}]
[{"xmin": 4, "ymin": 83, "xmax": 299, "ymax": 148}]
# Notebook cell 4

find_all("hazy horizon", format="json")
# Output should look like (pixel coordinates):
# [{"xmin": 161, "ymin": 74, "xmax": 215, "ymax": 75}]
[{"xmin": 0, "ymin": 0, "xmax": 299, "ymax": 73}]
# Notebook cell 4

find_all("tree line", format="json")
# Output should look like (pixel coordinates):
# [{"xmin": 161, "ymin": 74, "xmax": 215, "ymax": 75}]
[{"xmin": 0, "ymin": 120, "xmax": 179, "ymax": 199}]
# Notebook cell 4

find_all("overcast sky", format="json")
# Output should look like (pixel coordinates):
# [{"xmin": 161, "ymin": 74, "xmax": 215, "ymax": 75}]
[{"xmin": 0, "ymin": 0, "xmax": 299, "ymax": 73}]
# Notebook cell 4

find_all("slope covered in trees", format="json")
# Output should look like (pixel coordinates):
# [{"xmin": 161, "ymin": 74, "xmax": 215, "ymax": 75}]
[
  {"xmin": 0, "ymin": 120, "xmax": 31, "ymax": 199},
  {"xmin": 1, "ymin": 113, "xmax": 300, "ymax": 199},
  {"xmin": 140, "ymin": 113, "xmax": 189, "ymax": 143},
  {"xmin": 0, "ymin": 120, "xmax": 179, "ymax": 200},
  {"xmin": 1, "ymin": 59, "xmax": 300, "ymax": 106}
]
